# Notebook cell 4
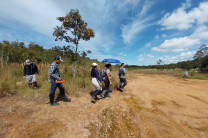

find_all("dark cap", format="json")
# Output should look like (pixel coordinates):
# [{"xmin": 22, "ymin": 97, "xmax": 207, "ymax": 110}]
[
  {"xmin": 105, "ymin": 64, "xmax": 112, "ymax": 68},
  {"xmin": 54, "ymin": 56, "xmax": 63, "ymax": 62}
]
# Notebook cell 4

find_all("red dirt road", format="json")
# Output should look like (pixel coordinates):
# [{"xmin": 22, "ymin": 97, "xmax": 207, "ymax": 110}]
[{"xmin": 0, "ymin": 74, "xmax": 208, "ymax": 137}]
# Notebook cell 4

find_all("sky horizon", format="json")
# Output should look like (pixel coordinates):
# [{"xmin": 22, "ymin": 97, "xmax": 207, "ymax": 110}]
[{"xmin": 0, "ymin": 0, "xmax": 208, "ymax": 65}]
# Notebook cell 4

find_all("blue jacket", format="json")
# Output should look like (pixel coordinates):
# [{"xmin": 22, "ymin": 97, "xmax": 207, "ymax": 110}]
[{"xmin": 91, "ymin": 68, "xmax": 101, "ymax": 82}]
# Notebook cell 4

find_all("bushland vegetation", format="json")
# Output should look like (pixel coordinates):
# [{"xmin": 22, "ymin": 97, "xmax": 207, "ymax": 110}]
[
  {"xmin": 0, "ymin": 40, "xmax": 120, "ymax": 98},
  {"xmin": 1, "ymin": 40, "xmax": 208, "ymax": 98}
]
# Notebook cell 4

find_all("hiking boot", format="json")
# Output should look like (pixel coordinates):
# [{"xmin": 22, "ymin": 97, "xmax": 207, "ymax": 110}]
[
  {"xmin": 49, "ymin": 93, "xmax": 55, "ymax": 103},
  {"xmin": 106, "ymin": 94, "xmax": 111, "ymax": 98},
  {"xmin": 90, "ymin": 94, "xmax": 97, "ymax": 100},
  {"xmin": 50, "ymin": 102, "xmax": 59, "ymax": 106},
  {"xmin": 120, "ymin": 88, "xmax": 123, "ymax": 92},
  {"xmin": 33, "ymin": 87, "xmax": 37, "ymax": 89},
  {"xmin": 28, "ymin": 83, "xmax": 32, "ymax": 88},
  {"xmin": 100, "ymin": 95, "xmax": 105, "ymax": 99},
  {"xmin": 62, "ymin": 96, "xmax": 71, "ymax": 102},
  {"xmin": 32, "ymin": 82, "xmax": 38, "ymax": 89}
]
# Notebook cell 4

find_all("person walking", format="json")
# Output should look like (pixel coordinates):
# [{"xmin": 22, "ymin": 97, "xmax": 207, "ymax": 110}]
[
  {"xmin": 48, "ymin": 56, "xmax": 70, "ymax": 106},
  {"xmin": 100, "ymin": 64, "xmax": 112, "ymax": 99},
  {"xmin": 90, "ymin": 62, "xmax": 102, "ymax": 100},
  {"xmin": 183, "ymin": 70, "xmax": 189, "ymax": 78},
  {"xmin": 23, "ymin": 59, "xmax": 39, "ymax": 89},
  {"xmin": 118, "ymin": 63, "xmax": 127, "ymax": 92}
]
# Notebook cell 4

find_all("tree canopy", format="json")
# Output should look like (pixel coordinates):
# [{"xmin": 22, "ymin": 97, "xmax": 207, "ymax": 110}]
[
  {"xmin": 53, "ymin": 9, "xmax": 95, "ymax": 61},
  {"xmin": 0, "ymin": 40, "xmax": 92, "ymax": 64},
  {"xmin": 194, "ymin": 44, "xmax": 208, "ymax": 60}
]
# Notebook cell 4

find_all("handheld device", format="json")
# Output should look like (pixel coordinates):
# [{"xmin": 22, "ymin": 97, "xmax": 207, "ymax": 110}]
[{"xmin": 55, "ymin": 80, "xmax": 65, "ymax": 84}]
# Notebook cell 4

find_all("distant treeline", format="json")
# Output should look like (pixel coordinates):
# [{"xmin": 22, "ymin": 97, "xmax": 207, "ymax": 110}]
[
  {"xmin": 127, "ymin": 44, "xmax": 208, "ymax": 71},
  {"xmin": 0, "ymin": 40, "xmax": 93, "ymax": 64},
  {"xmin": 1, "ymin": 40, "xmax": 208, "ymax": 71},
  {"xmin": 126, "ymin": 56, "xmax": 208, "ymax": 71}
]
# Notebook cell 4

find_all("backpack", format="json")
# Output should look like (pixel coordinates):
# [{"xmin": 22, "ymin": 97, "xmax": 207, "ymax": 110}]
[
  {"xmin": 100, "ymin": 70, "xmax": 106, "ymax": 81},
  {"xmin": 91, "ymin": 68, "xmax": 94, "ymax": 77},
  {"xmin": 118, "ymin": 67, "xmax": 124, "ymax": 77}
]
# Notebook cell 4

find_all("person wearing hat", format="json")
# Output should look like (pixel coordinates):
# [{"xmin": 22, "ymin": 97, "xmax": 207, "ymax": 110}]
[
  {"xmin": 48, "ymin": 56, "xmax": 71, "ymax": 106},
  {"xmin": 23, "ymin": 59, "xmax": 39, "ymax": 89},
  {"xmin": 90, "ymin": 62, "xmax": 102, "ymax": 100}
]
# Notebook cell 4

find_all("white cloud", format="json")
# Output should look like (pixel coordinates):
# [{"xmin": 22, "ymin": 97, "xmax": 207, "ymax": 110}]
[
  {"xmin": 138, "ymin": 58, "xmax": 143, "ymax": 62},
  {"xmin": 0, "ymin": 0, "xmax": 126, "ymax": 59},
  {"xmin": 147, "ymin": 54, "xmax": 154, "ymax": 58},
  {"xmin": 159, "ymin": 1, "xmax": 208, "ymax": 30},
  {"xmin": 121, "ymin": 16, "xmax": 153, "ymax": 44},
  {"xmin": 119, "ymin": 52, "xmax": 127, "ymax": 57},
  {"xmin": 79, "ymin": 31, "xmax": 115, "ymax": 53},
  {"xmin": 190, "ymin": 25, "xmax": 208, "ymax": 40},
  {"xmin": 121, "ymin": 0, "xmax": 155, "ymax": 44},
  {"xmin": 152, "ymin": 37, "xmax": 200, "ymax": 52},
  {"xmin": 138, "ymin": 53, "xmax": 154, "ymax": 63},
  {"xmin": 145, "ymin": 42, "xmax": 152, "ymax": 47},
  {"xmin": 154, "ymin": 34, "xmax": 159, "ymax": 39},
  {"xmin": 139, "ymin": 0, "xmax": 154, "ymax": 17},
  {"xmin": 162, "ymin": 34, "xmax": 167, "ymax": 38},
  {"xmin": 138, "ymin": 51, "xmax": 196, "ymax": 65},
  {"xmin": 0, "ymin": 0, "xmax": 64, "ymax": 36},
  {"xmin": 161, "ymin": 51, "xmax": 196, "ymax": 63}
]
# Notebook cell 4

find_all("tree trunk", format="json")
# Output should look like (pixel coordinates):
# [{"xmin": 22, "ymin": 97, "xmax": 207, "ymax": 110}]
[
  {"xmin": 75, "ymin": 43, "xmax": 78, "ymax": 61},
  {"xmin": 72, "ymin": 61, "xmax": 77, "ymax": 78},
  {"xmin": 72, "ymin": 43, "xmax": 78, "ymax": 78},
  {"xmin": 0, "ymin": 55, "xmax": 3, "ymax": 67}
]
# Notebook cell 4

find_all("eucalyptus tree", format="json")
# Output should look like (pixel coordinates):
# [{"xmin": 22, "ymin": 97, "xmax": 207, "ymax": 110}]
[{"xmin": 53, "ymin": 9, "xmax": 95, "ymax": 77}]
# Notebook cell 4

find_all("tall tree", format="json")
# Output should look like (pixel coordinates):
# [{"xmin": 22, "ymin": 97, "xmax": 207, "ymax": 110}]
[
  {"xmin": 157, "ymin": 58, "xmax": 163, "ymax": 65},
  {"xmin": 81, "ymin": 50, "xmax": 92, "ymax": 58},
  {"xmin": 53, "ymin": 9, "xmax": 95, "ymax": 77},
  {"xmin": 194, "ymin": 44, "xmax": 208, "ymax": 60}
]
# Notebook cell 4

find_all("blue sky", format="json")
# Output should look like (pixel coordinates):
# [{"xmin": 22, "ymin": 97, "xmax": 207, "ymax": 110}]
[{"xmin": 0, "ymin": 0, "xmax": 208, "ymax": 65}]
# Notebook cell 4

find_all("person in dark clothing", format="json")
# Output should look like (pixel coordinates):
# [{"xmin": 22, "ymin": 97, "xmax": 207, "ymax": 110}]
[
  {"xmin": 23, "ymin": 59, "xmax": 39, "ymax": 89},
  {"xmin": 48, "ymin": 56, "xmax": 71, "ymax": 106},
  {"xmin": 101, "ymin": 64, "xmax": 112, "ymax": 99},
  {"xmin": 118, "ymin": 63, "xmax": 127, "ymax": 92},
  {"xmin": 90, "ymin": 62, "xmax": 102, "ymax": 100}
]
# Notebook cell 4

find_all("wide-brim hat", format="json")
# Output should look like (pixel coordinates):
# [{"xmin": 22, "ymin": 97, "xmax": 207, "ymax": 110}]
[{"xmin": 92, "ymin": 62, "xmax": 99, "ymax": 66}]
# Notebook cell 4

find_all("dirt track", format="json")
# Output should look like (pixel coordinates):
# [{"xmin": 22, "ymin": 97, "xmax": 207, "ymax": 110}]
[{"xmin": 1, "ymin": 74, "xmax": 208, "ymax": 137}]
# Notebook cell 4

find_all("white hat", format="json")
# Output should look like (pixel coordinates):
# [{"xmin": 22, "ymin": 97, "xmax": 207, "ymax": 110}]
[
  {"xmin": 92, "ymin": 62, "xmax": 98, "ymax": 66},
  {"xmin": 26, "ymin": 59, "xmax": 31, "ymax": 65}
]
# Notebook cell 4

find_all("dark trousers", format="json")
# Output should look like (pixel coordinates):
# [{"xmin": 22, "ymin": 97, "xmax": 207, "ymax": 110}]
[
  {"xmin": 92, "ymin": 90, "xmax": 100, "ymax": 98},
  {"xmin": 101, "ymin": 79, "xmax": 110, "ymax": 97},
  {"xmin": 119, "ymin": 78, "xmax": 127, "ymax": 89},
  {"xmin": 49, "ymin": 81, "xmax": 65, "ymax": 103}
]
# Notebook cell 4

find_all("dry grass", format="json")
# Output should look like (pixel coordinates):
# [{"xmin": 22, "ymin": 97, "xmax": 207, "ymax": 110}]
[
  {"xmin": 0, "ymin": 63, "xmax": 121, "ymax": 99},
  {"xmin": 0, "ymin": 63, "xmax": 94, "ymax": 98},
  {"xmin": 131, "ymin": 68, "xmax": 208, "ymax": 80},
  {"xmin": 133, "ymin": 69, "xmax": 184, "ymax": 77},
  {"xmin": 87, "ymin": 107, "xmax": 141, "ymax": 138},
  {"xmin": 1, "ymin": 63, "xmax": 208, "ymax": 99}
]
